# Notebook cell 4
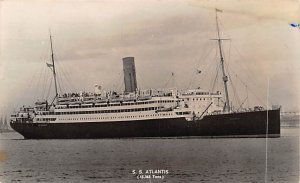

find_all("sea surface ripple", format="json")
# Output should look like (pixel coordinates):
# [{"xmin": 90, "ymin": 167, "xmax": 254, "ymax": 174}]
[{"xmin": 0, "ymin": 128, "xmax": 299, "ymax": 183}]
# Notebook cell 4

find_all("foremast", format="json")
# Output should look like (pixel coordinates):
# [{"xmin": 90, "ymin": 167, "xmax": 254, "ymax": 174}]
[
  {"xmin": 212, "ymin": 9, "xmax": 230, "ymax": 112},
  {"xmin": 49, "ymin": 33, "xmax": 59, "ymax": 103}
]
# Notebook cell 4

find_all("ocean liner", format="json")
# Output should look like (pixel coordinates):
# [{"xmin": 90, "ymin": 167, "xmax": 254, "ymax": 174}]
[{"xmin": 10, "ymin": 10, "xmax": 280, "ymax": 139}]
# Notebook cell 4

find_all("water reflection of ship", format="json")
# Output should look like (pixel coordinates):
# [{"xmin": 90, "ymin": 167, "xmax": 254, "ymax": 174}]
[
  {"xmin": 280, "ymin": 111, "xmax": 300, "ymax": 128},
  {"xmin": 0, "ymin": 115, "xmax": 14, "ymax": 133}
]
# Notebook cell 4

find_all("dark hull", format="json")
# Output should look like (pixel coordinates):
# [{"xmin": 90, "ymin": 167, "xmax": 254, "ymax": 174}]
[{"xmin": 10, "ymin": 109, "xmax": 280, "ymax": 139}]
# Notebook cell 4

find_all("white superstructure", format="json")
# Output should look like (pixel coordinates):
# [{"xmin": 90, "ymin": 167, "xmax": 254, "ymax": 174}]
[{"xmin": 11, "ymin": 88, "xmax": 223, "ymax": 124}]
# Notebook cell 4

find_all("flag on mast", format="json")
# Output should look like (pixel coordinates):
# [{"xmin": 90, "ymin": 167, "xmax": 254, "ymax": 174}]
[
  {"xmin": 290, "ymin": 23, "xmax": 300, "ymax": 27},
  {"xmin": 46, "ymin": 63, "xmax": 53, "ymax": 67},
  {"xmin": 216, "ymin": 8, "xmax": 223, "ymax": 13},
  {"xmin": 46, "ymin": 63, "xmax": 53, "ymax": 71}
]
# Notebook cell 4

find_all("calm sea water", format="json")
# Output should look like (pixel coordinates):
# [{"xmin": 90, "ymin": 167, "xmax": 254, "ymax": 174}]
[{"xmin": 0, "ymin": 128, "xmax": 299, "ymax": 183}]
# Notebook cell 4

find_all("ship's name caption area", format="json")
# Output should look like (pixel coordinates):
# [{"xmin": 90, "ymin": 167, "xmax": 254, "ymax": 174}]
[{"xmin": 132, "ymin": 169, "xmax": 169, "ymax": 180}]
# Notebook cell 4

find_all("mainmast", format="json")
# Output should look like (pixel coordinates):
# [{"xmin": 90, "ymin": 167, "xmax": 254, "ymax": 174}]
[
  {"xmin": 49, "ymin": 33, "xmax": 59, "ymax": 100},
  {"xmin": 213, "ymin": 9, "xmax": 230, "ymax": 112}
]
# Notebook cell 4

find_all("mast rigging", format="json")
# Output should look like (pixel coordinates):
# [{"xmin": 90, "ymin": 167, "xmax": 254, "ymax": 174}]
[{"xmin": 211, "ymin": 9, "xmax": 231, "ymax": 112}]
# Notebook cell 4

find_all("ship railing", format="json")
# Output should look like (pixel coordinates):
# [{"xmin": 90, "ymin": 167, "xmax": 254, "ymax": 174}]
[
  {"xmin": 58, "ymin": 97, "xmax": 70, "ymax": 102},
  {"xmin": 95, "ymin": 99, "xmax": 108, "ymax": 103},
  {"xmin": 58, "ymin": 95, "xmax": 154, "ymax": 104},
  {"xmin": 58, "ymin": 101, "xmax": 70, "ymax": 105},
  {"xmin": 54, "ymin": 98, "xmax": 174, "ymax": 110},
  {"xmin": 110, "ymin": 98, "xmax": 125, "ymax": 103},
  {"xmin": 204, "ymin": 107, "xmax": 267, "ymax": 116},
  {"xmin": 210, "ymin": 92, "xmax": 222, "ymax": 95},
  {"xmin": 83, "ymin": 100, "xmax": 95, "ymax": 104},
  {"xmin": 12, "ymin": 117, "xmax": 34, "ymax": 124},
  {"xmin": 138, "ymin": 96, "xmax": 152, "ymax": 100},
  {"xmin": 34, "ymin": 110, "xmax": 55, "ymax": 115},
  {"xmin": 68, "ymin": 101, "xmax": 83, "ymax": 105},
  {"xmin": 58, "ymin": 96, "xmax": 139, "ymax": 104},
  {"xmin": 155, "ymin": 107, "xmax": 173, "ymax": 113}
]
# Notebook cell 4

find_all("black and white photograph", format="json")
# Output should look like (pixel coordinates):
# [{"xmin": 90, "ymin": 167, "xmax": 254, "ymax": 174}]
[{"xmin": 0, "ymin": 0, "xmax": 299, "ymax": 182}]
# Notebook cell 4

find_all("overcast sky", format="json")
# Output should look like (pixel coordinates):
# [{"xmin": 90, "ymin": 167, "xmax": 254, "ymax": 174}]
[{"xmin": 0, "ymin": 0, "xmax": 299, "ymax": 114}]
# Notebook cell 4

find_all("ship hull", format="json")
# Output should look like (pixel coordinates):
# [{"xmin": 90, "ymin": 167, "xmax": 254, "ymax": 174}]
[{"xmin": 10, "ymin": 109, "xmax": 280, "ymax": 139}]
